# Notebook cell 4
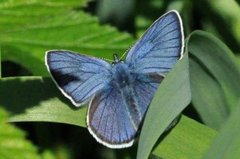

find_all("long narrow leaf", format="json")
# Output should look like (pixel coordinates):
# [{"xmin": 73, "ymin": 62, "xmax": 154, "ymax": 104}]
[
  {"xmin": 189, "ymin": 31, "xmax": 240, "ymax": 130},
  {"xmin": 189, "ymin": 31, "xmax": 240, "ymax": 111},
  {"xmin": 137, "ymin": 53, "xmax": 191, "ymax": 159},
  {"xmin": 204, "ymin": 104, "xmax": 240, "ymax": 159},
  {"xmin": 190, "ymin": 59, "xmax": 228, "ymax": 129}
]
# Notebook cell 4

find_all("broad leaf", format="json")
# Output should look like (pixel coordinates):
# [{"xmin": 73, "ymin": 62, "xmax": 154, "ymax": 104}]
[
  {"xmin": 0, "ymin": 108, "xmax": 40, "ymax": 159},
  {"xmin": 0, "ymin": 77, "xmax": 87, "ymax": 127},
  {"xmin": 0, "ymin": 75, "xmax": 217, "ymax": 159},
  {"xmin": 0, "ymin": 1, "xmax": 134, "ymax": 76},
  {"xmin": 0, "ymin": 48, "xmax": 1, "ymax": 78}
]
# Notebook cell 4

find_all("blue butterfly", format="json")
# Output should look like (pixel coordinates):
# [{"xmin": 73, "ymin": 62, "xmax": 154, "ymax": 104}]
[{"xmin": 45, "ymin": 10, "xmax": 184, "ymax": 149}]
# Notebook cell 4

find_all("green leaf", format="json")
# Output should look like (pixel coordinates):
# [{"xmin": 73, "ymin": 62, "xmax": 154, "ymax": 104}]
[
  {"xmin": 0, "ymin": 1, "xmax": 134, "ymax": 76},
  {"xmin": 0, "ymin": 76, "xmax": 217, "ymax": 159},
  {"xmin": 190, "ymin": 59, "xmax": 228, "ymax": 130},
  {"xmin": 0, "ymin": 0, "xmax": 87, "ymax": 9},
  {"xmin": 189, "ymin": 31, "xmax": 240, "ymax": 129},
  {"xmin": 137, "ymin": 53, "xmax": 191, "ymax": 159},
  {"xmin": 152, "ymin": 115, "xmax": 217, "ymax": 159},
  {"xmin": 0, "ymin": 107, "xmax": 40, "ymax": 159},
  {"xmin": 0, "ymin": 77, "xmax": 86, "ymax": 127},
  {"xmin": 0, "ymin": 47, "xmax": 1, "ymax": 78},
  {"xmin": 204, "ymin": 103, "xmax": 240, "ymax": 159},
  {"xmin": 207, "ymin": 0, "xmax": 240, "ymax": 45}
]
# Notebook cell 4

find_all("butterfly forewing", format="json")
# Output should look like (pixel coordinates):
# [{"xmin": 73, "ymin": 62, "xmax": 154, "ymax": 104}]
[
  {"xmin": 126, "ymin": 10, "xmax": 184, "ymax": 75},
  {"xmin": 46, "ymin": 51, "xmax": 111, "ymax": 106}
]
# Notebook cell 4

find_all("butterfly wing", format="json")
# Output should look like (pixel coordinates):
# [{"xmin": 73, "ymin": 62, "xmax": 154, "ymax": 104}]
[
  {"xmin": 45, "ymin": 50, "xmax": 111, "ymax": 107},
  {"xmin": 126, "ymin": 10, "xmax": 184, "ymax": 75},
  {"xmin": 132, "ymin": 73, "xmax": 164, "ymax": 117},
  {"xmin": 87, "ymin": 86, "xmax": 136, "ymax": 148},
  {"xmin": 87, "ymin": 73, "xmax": 163, "ymax": 148}
]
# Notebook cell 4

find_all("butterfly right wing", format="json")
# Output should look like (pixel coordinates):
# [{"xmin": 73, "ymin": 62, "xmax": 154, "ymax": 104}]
[
  {"xmin": 45, "ymin": 50, "xmax": 111, "ymax": 107},
  {"xmin": 132, "ymin": 73, "xmax": 164, "ymax": 117},
  {"xmin": 126, "ymin": 10, "xmax": 184, "ymax": 75}
]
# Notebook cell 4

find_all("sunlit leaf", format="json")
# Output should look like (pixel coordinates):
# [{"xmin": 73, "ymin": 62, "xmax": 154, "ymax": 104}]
[
  {"xmin": 0, "ymin": 1, "xmax": 134, "ymax": 76},
  {"xmin": 0, "ymin": 77, "xmax": 86, "ymax": 127},
  {"xmin": 0, "ymin": 108, "xmax": 40, "ymax": 159},
  {"xmin": 0, "ymin": 75, "xmax": 218, "ymax": 159},
  {"xmin": 152, "ymin": 116, "xmax": 216, "ymax": 159}
]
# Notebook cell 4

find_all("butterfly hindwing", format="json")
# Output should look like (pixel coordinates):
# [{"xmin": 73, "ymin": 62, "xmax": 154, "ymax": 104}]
[
  {"xmin": 87, "ymin": 73, "xmax": 163, "ymax": 148},
  {"xmin": 46, "ymin": 50, "xmax": 111, "ymax": 106},
  {"xmin": 133, "ymin": 73, "xmax": 164, "ymax": 116},
  {"xmin": 87, "ymin": 86, "xmax": 136, "ymax": 148},
  {"xmin": 126, "ymin": 10, "xmax": 184, "ymax": 75}
]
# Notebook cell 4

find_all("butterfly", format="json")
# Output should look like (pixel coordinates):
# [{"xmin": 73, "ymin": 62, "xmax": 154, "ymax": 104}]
[{"xmin": 45, "ymin": 10, "xmax": 184, "ymax": 149}]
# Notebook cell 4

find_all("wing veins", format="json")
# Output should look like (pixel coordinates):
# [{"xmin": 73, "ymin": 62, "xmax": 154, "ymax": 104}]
[
  {"xmin": 152, "ymin": 26, "xmax": 179, "ymax": 45},
  {"xmin": 153, "ymin": 20, "xmax": 177, "ymax": 41},
  {"xmin": 97, "ymin": 88, "xmax": 114, "ymax": 131},
  {"xmin": 59, "ymin": 53, "xmax": 109, "ymax": 69},
  {"xmin": 72, "ymin": 79, "xmax": 104, "ymax": 102}
]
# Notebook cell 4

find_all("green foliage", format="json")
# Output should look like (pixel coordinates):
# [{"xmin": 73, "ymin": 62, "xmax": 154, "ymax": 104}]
[
  {"xmin": 0, "ymin": 77, "xmax": 86, "ymax": 126},
  {"xmin": 189, "ymin": 31, "xmax": 240, "ymax": 130},
  {"xmin": 0, "ymin": 0, "xmax": 133, "ymax": 76},
  {"xmin": 204, "ymin": 104, "xmax": 240, "ymax": 159},
  {"xmin": 152, "ymin": 116, "xmax": 216, "ymax": 159},
  {"xmin": 137, "ymin": 53, "xmax": 191, "ymax": 159},
  {"xmin": 1, "ymin": 0, "xmax": 240, "ymax": 159},
  {"xmin": 0, "ymin": 107, "xmax": 56, "ymax": 159}
]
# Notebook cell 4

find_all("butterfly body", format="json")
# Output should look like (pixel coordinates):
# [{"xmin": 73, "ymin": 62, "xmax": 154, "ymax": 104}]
[
  {"xmin": 111, "ymin": 62, "xmax": 135, "ymax": 89},
  {"xmin": 45, "ymin": 10, "xmax": 184, "ymax": 148}
]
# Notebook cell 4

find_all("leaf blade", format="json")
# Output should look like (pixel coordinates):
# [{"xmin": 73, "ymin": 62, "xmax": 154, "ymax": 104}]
[
  {"xmin": 0, "ymin": 108, "xmax": 41, "ymax": 159},
  {"xmin": 0, "ymin": 77, "xmax": 86, "ymax": 127},
  {"xmin": 189, "ymin": 31, "xmax": 240, "ymax": 130},
  {"xmin": 152, "ymin": 115, "xmax": 217, "ymax": 159},
  {"xmin": 204, "ymin": 104, "xmax": 240, "ymax": 159},
  {"xmin": 137, "ymin": 53, "xmax": 191, "ymax": 159}
]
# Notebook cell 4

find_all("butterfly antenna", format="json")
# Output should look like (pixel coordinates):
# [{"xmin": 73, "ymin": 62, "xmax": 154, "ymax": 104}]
[
  {"xmin": 113, "ymin": 53, "xmax": 119, "ymax": 63},
  {"xmin": 119, "ymin": 45, "xmax": 132, "ymax": 60}
]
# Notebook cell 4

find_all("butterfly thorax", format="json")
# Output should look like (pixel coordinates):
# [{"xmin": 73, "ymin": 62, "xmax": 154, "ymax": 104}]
[{"xmin": 111, "ymin": 62, "xmax": 135, "ymax": 89}]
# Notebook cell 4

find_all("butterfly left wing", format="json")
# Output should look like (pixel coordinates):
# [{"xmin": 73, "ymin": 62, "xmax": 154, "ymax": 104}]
[
  {"xmin": 87, "ymin": 86, "xmax": 136, "ymax": 148},
  {"xmin": 45, "ymin": 50, "xmax": 111, "ymax": 106}
]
